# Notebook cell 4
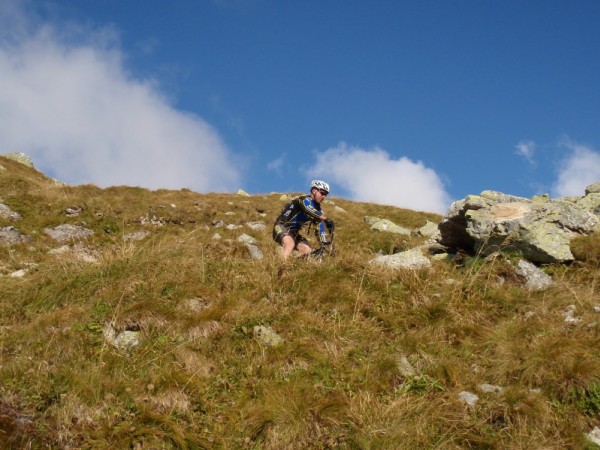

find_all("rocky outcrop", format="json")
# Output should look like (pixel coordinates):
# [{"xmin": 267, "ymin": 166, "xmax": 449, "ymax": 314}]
[
  {"xmin": 3, "ymin": 152, "xmax": 35, "ymax": 168},
  {"xmin": 370, "ymin": 248, "xmax": 431, "ymax": 270},
  {"xmin": 436, "ymin": 185, "xmax": 599, "ymax": 264}
]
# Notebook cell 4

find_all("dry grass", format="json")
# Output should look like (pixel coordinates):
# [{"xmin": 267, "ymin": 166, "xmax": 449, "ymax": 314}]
[{"xmin": 2, "ymin": 156, "xmax": 600, "ymax": 448}]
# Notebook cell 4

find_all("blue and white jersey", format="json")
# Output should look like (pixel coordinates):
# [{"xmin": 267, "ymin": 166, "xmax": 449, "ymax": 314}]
[{"xmin": 275, "ymin": 195, "xmax": 328, "ymax": 243}]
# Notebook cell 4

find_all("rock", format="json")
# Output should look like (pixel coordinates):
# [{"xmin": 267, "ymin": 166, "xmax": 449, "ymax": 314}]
[
  {"xmin": 246, "ymin": 221, "xmax": 266, "ymax": 231},
  {"xmin": 212, "ymin": 233, "xmax": 222, "ymax": 240},
  {"xmin": 437, "ymin": 190, "xmax": 598, "ymax": 263},
  {"xmin": 585, "ymin": 181, "xmax": 600, "ymax": 195},
  {"xmin": 103, "ymin": 322, "xmax": 140, "ymax": 353},
  {"xmin": 370, "ymin": 219, "xmax": 411, "ymax": 235},
  {"xmin": 0, "ymin": 226, "xmax": 31, "ymax": 245},
  {"xmin": 458, "ymin": 391, "xmax": 479, "ymax": 406},
  {"xmin": 237, "ymin": 189, "xmax": 250, "ymax": 196},
  {"xmin": 370, "ymin": 248, "xmax": 431, "ymax": 270},
  {"xmin": 417, "ymin": 220, "xmax": 439, "ymax": 237},
  {"xmin": 3, "ymin": 152, "xmax": 35, "ymax": 168},
  {"xmin": 0, "ymin": 203, "xmax": 22, "ymax": 221},
  {"xmin": 0, "ymin": 164, "xmax": 5, "ymax": 172},
  {"xmin": 563, "ymin": 305, "xmax": 581, "ymax": 325},
  {"xmin": 334, "ymin": 206, "xmax": 347, "ymax": 214},
  {"xmin": 280, "ymin": 194, "xmax": 290, "ymax": 202},
  {"xmin": 123, "ymin": 231, "xmax": 150, "ymax": 242},
  {"xmin": 478, "ymin": 383, "xmax": 504, "ymax": 394},
  {"xmin": 65, "ymin": 206, "xmax": 83, "ymax": 217},
  {"xmin": 397, "ymin": 355, "xmax": 417, "ymax": 377},
  {"xmin": 44, "ymin": 224, "xmax": 94, "ymax": 242},
  {"xmin": 48, "ymin": 242, "xmax": 99, "ymax": 263},
  {"xmin": 253, "ymin": 325, "xmax": 283, "ymax": 347},
  {"xmin": 245, "ymin": 244, "xmax": 264, "ymax": 260},
  {"xmin": 364, "ymin": 216, "xmax": 381, "ymax": 226},
  {"xmin": 226, "ymin": 224, "xmax": 242, "ymax": 230},
  {"xmin": 514, "ymin": 260, "xmax": 553, "ymax": 291},
  {"xmin": 586, "ymin": 426, "xmax": 600, "ymax": 446},
  {"xmin": 237, "ymin": 234, "xmax": 256, "ymax": 245},
  {"xmin": 10, "ymin": 269, "xmax": 27, "ymax": 278},
  {"xmin": 575, "ymin": 193, "xmax": 600, "ymax": 217}
]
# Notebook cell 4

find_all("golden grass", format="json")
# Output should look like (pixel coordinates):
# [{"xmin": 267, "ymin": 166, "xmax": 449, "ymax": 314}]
[{"xmin": 2, "ymin": 157, "xmax": 600, "ymax": 448}]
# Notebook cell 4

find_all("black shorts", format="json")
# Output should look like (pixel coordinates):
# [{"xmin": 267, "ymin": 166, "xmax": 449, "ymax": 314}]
[{"xmin": 273, "ymin": 223, "xmax": 309, "ymax": 247}]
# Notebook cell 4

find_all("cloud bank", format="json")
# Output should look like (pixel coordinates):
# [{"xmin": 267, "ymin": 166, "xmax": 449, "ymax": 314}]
[
  {"xmin": 305, "ymin": 143, "xmax": 452, "ymax": 213},
  {"xmin": 0, "ymin": 4, "xmax": 239, "ymax": 192},
  {"xmin": 552, "ymin": 139, "xmax": 600, "ymax": 197}
]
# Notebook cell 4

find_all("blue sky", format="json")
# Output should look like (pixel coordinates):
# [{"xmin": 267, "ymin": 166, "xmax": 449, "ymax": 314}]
[{"xmin": 1, "ymin": 0, "xmax": 599, "ymax": 213}]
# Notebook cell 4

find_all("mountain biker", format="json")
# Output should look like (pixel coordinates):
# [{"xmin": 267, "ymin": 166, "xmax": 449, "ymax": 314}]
[{"xmin": 273, "ymin": 180, "xmax": 335, "ymax": 260}]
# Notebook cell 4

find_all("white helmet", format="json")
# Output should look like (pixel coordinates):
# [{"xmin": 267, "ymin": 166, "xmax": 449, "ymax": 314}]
[{"xmin": 310, "ymin": 179, "xmax": 330, "ymax": 194}]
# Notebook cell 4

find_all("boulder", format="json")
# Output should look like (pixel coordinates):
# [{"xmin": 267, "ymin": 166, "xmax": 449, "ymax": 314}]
[
  {"xmin": 514, "ymin": 260, "xmax": 553, "ymax": 291},
  {"xmin": 437, "ymin": 190, "xmax": 598, "ymax": 264},
  {"xmin": 585, "ymin": 181, "xmax": 600, "ymax": 195}
]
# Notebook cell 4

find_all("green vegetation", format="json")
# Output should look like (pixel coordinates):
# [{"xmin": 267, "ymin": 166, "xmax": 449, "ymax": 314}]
[{"xmin": 1, "ymin": 156, "xmax": 600, "ymax": 448}]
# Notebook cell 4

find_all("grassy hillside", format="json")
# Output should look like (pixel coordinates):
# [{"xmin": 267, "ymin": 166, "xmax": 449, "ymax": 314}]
[{"xmin": 1, "ymin": 155, "xmax": 599, "ymax": 449}]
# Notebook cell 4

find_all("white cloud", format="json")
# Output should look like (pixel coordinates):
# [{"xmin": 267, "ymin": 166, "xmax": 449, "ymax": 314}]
[
  {"xmin": 305, "ymin": 142, "xmax": 452, "ymax": 213},
  {"xmin": 515, "ymin": 140, "xmax": 536, "ymax": 165},
  {"xmin": 552, "ymin": 138, "xmax": 600, "ymax": 197},
  {"xmin": 0, "ymin": 3, "xmax": 240, "ymax": 192}
]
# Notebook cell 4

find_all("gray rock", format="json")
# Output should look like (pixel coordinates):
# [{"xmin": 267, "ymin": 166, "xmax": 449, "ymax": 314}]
[
  {"xmin": 458, "ymin": 391, "xmax": 479, "ymax": 406},
  {"xmin": 586, "ymin": 426, "xmax": 600, "ymax": 446},
  {"xmin": 585, "ymin": 181, "xmax": 600, "ymax": 195},
  {"xmin": 371, "ymin": 219, "xmax": 411, "ymax": 235},
  {"xmin": 44, "ymin": 224, "xmax": 94, "ymax": 242},
  {"xmin": 364, "ymin": 216, "xmax": 381, "ymax": 226},
  {"xmin": 246, "ymin": 221, "xmax": 266, "ymax": 231},
  {"xmin": 370, "ymin": 248, "xmax": 431, "ymax": 270},
  {"xmin": 237, "ymin": 189, "xmax": 250, "ymax": 196},
  {"xmin": 514, "ymin": 260, "xmax": 553, "ymax": 291},
  {"xmin": 245, "ymin": 244, "xmax": 264, "ymax": 261},
  {"xmin": 397, "ymin": 355, "xmax": 417, "ymax": 377},
  {"xmin": 123, "ymin": 231, "xmax": 150, "ymax": 242},
  {"xmin": 575, "ymin": 193, "xmax": 600, "ymax": 217},
  {"xmin": 0, "ymin": 226, "xmax": 31, "ymax": 245},
  {"xmin": 3, "ymin": 152, "xmax": 35, "ymax": 168},
  {"xmin": 237, "ymin": 234, "xmax": 257, "ymax": 245},
  {"xmin": 437, "ymin": 190, "xmax": 598, "ymax": 263},
  {"xmin": 478, "ymin": 383, "xmax": 504, "ymax": 394},
  {"xmin": 417, "ymin": 220, "xmax": 439, "ymax": 237},
  {"xmin": 103, "ymin": 322, "xmax": 140, "ymax": 353},
  {"xmin": 0, "ymin": 203, "xmax": 22, "ymax": 221},
  {"xmin": 334, "ymin": 206, "xmax": 347, "ymax": 214},
  {"xmin": 253, "ymin": 325, "xmax": 283, "ymax": 347}
]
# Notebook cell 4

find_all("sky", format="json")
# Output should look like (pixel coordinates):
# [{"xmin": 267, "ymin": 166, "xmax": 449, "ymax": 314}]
[{"xmin": 1, "ymin": 0, "xmax": 599, "ymax": 213}]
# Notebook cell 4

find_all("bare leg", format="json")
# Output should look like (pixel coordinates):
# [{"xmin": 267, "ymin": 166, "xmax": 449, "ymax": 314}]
[{"xmin": 281, "ymin": 235, "xmax": 296, "ymax": 259}]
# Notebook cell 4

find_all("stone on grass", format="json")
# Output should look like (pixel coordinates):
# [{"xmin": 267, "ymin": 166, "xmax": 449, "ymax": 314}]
[
  {"xmin": 245, "ymin": 244, "xmax": 263, "ymax": 260},
  {"xmin": 514, "ymin": 260, "xmax": 553, "ymax": 291},
  {"xmin": 246, "ymin": 221, "xmax": 266, "ymax": 231},
  {"xmin": 586, "ymin": 427, "xmax": 600, "ymax": 446},
  {"xmin": 44, "ymin": 224, "xmax": 94, "ymax": 243},
  {"xmin": 3, "ymin": 152, "xmax": 35, "ymax": 168},
  {"xmin": 370, "ymin": 218, "xmax": 411, "ymax": 235},
  {"xmin": 0, "ymin": 226, "xmax": 31, "ymax": 245},
  {"xmin": 0, "ymin": 203, "xmax": 22, "ymax": 221},
  {"xmin": 103, "ymin": 322, "xmax": 140, "ymax": 354},
  {"xmin": 370, "ymin": 248, "xmax": 431, "ymax": 270},
  {"xmin": 458, "ymin": 391, "xmax": 479, "ymax": 406},
  {"xmin": 253, "ymin": 325, "xmax": 283, "ymax": 347},
  {"xmin": 237, "ymin": 189, "xmax": 250, "ymax": 196},
  {"xmin": 123, "ymin": 231, "xmax": 150, "ymax": 242},
  {"xmin": 563, "ymin": 305, "xmax": 581, "ymax": 325},
  {"xmin": 478, "ymin": 384, "xmax": 504, "ymax": 394},
  {"xmin": 417, "ymin": 220, "xmax": 439, "ymax": 237}
]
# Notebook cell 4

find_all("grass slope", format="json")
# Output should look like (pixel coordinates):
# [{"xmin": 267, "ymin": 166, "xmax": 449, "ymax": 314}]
[{"xmin": 1, "ymin": 156, "xmax": 600, "ymax": 449}]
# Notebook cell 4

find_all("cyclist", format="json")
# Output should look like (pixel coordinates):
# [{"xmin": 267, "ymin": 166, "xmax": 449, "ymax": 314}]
[{"xmin": 273, "ymin": 180, "xmax": 334, "ymax": 259}]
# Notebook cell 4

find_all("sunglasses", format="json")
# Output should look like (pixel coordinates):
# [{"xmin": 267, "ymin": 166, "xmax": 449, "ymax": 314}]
[{"xmin": 318, "ymin": 189, "xmax": 328, "ymax": 196}]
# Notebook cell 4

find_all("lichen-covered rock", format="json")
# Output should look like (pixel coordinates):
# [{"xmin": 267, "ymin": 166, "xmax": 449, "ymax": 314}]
[
  {"xmin": 253, "ymin": 325, "xmax": 283, "ymax": 347},
  {"xmin": 437, "ymin": 190, "xmax": 598, "ymax": 264},
  {"xmin": 417, "ymin": 220, "xmax": 439, "ymax": 237},
  {"xmin": 3, "ymin": 152, "xmax": 35, "ymax": 168},
  {"xmin": 0, "ymin": 203, "xmax": 22, "ymax": 221},
  {"xmin": 585, "ymin": 181, "xmax": 600, "ymax": 195},
  {"xmin": 44, "ymin": 224, "xmax": 94, "ymax": 242},
  {"xmin": 0, "ymin": 226, "xmax": 31, "ymax": 245},
  {"xmin": 370, "ymin": 218, "xmax": 411, "ymax": 235}
]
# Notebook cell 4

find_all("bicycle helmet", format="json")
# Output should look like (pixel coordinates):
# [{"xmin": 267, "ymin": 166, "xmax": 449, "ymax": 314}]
[{"xmin": 310, "ymin": 180, "xmax": 330, "ymax": 194}]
